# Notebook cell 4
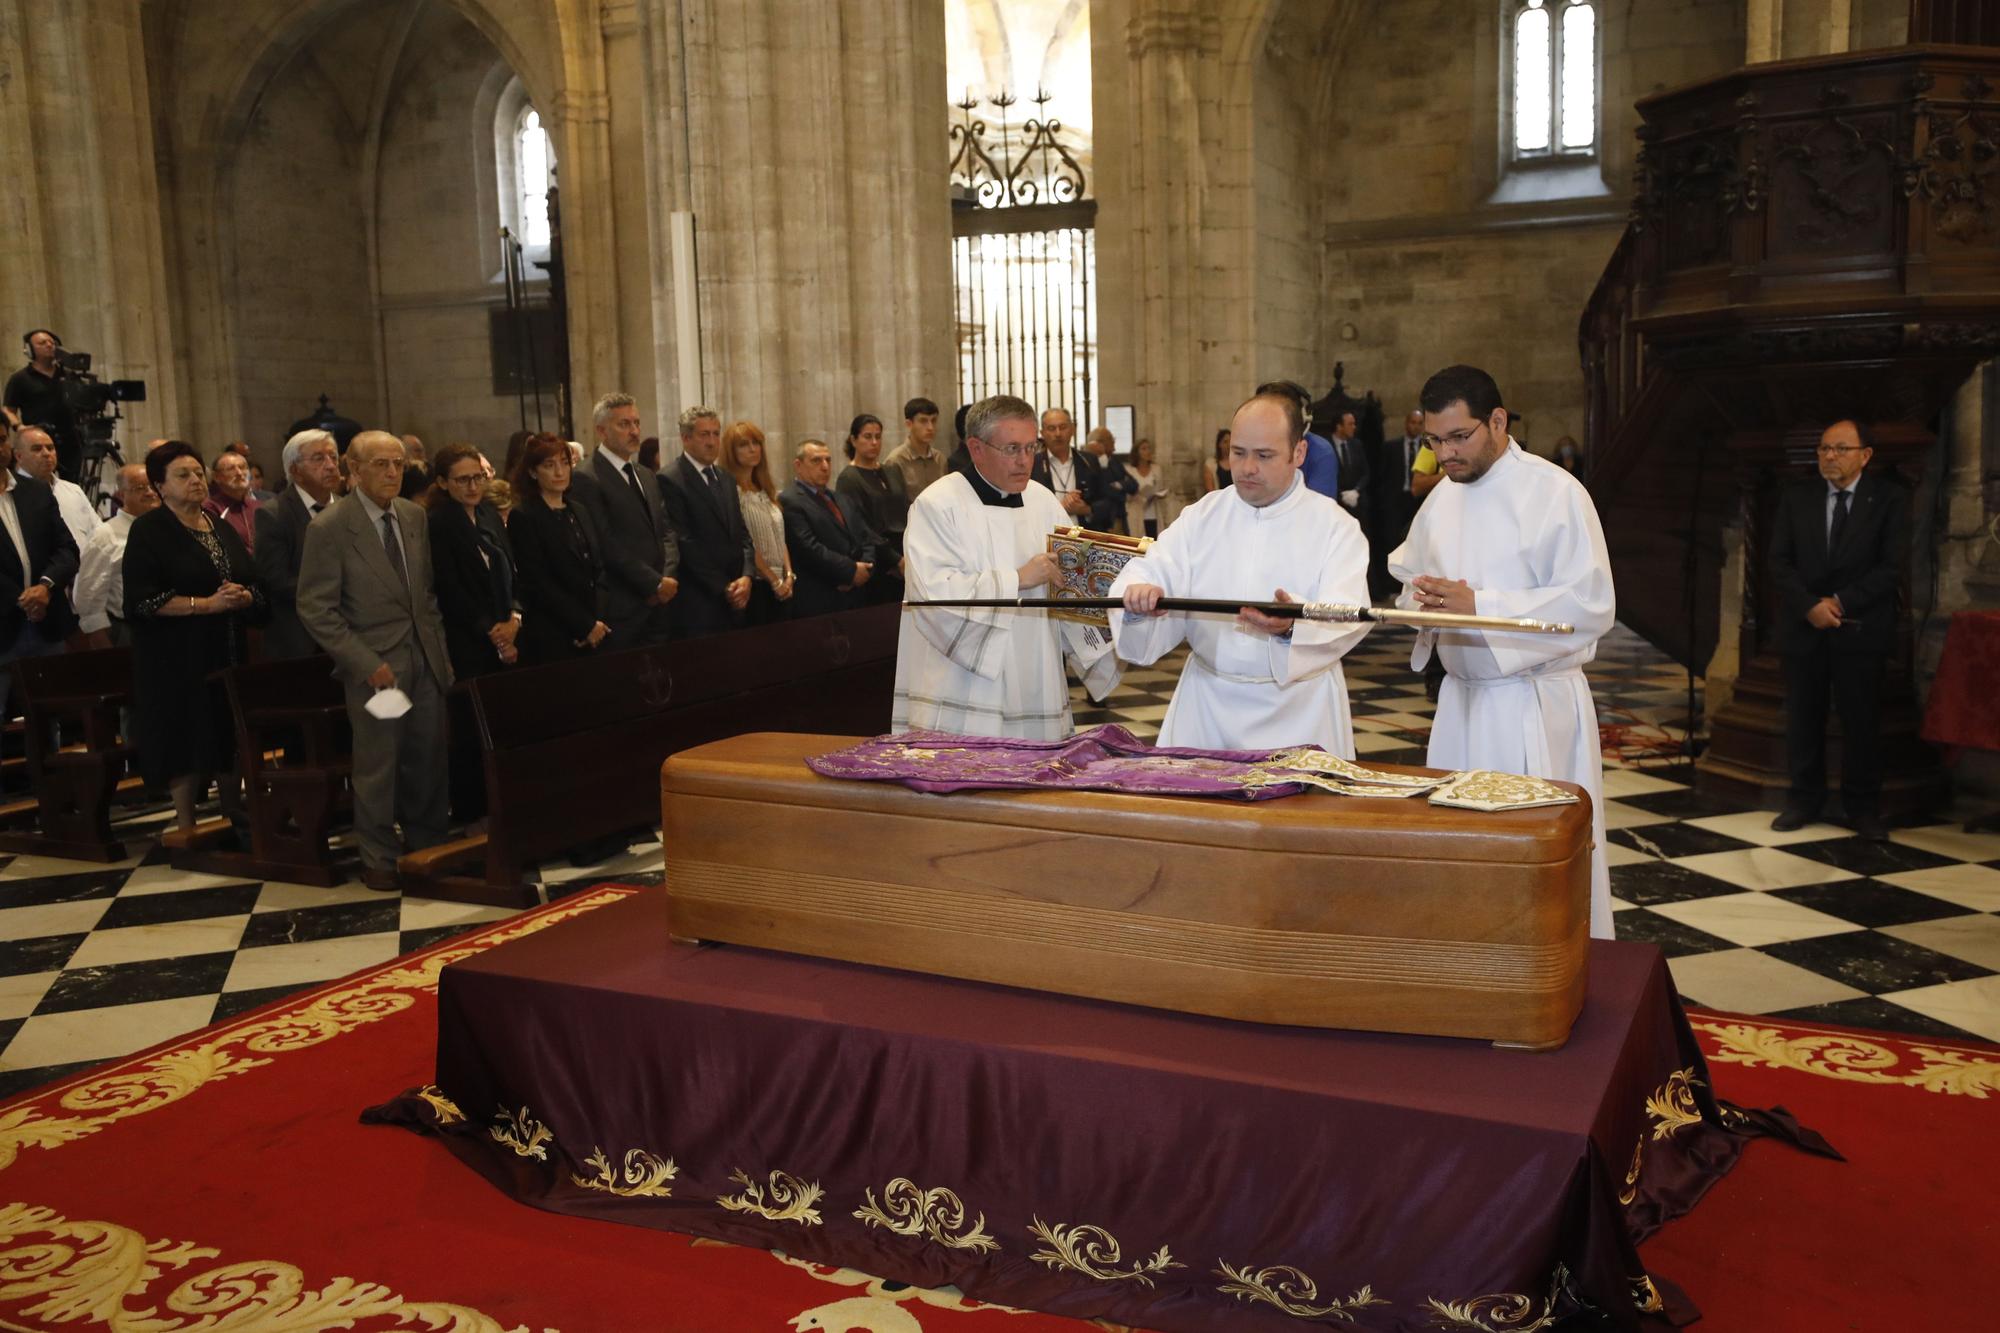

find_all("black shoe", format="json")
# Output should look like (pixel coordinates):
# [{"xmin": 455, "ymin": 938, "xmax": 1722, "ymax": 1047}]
[
  {"xmin": 1849, "ymin": 812, "xmax": 1889, "ymax": 843},
  {"xmin": 360, "ymin": 865, "xmax": 402, "ymax": 893},
  {"xmin": 1770, "ymin": 808, "xmax": 1817, "ymax": 833}
]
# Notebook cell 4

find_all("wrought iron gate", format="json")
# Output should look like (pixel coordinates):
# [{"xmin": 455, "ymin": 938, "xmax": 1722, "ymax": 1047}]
[{"xmin": 950, "ymin": 90, "xmax": 1096, "ymax": 425}]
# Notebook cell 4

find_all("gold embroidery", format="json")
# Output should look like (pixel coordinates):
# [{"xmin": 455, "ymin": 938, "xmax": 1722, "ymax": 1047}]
[
  {"xmin": 1633, "ymin": 1275, "xmax": 1664, "ymax": 1313},
  {"xmin": 1428, "ymin": 771, "xmax": 1579, "ymax": 812},
  {"xmin": 1215, "ymin": 1262, "xmax": 1387, "ymax": 1320},
  {"xmin": 772, "ymin": 1252, "xmax": 1026, "ymax": 1314},
  {"xmin": 853, "ymin": 1178, "xmax": 999, "ymax": 1252},
  {"xmin": 0, "ymin": 1202, "xmax": 537, "ymax": 1331},
  {"xmin": 0, "ymin": 889, "xmax": 628, "ymax": 1174},
  {"xmin": 414, "ymin": 1084, "xmax": 466, "ymax": 1125},
  {"xmin": 490, "ymin": 1107, "xmax": 552, "ymax": 1161},
  {"xmin": 1425, "ymin": 1263, "xmax": 1569, "ymax": 1331},
  {"xmin": 573, "ymin": 1147, "xmax": 677, "ymax": 1198},
  {"xmin": 1618, "ymin": 1139, "xmax": 1644, "ymax": 1206},
  {"xmin": 718, "ymin": 1169, "xmax": 823, "ymax": 1225},
  {"xmin": 1645, "ymin": 1068, "xmax": 1705, "ymax": 1140},
  {"xmin": 1027, "ymin": 1219, "xmax": 1181, "ymax": 1288},
  {"xmin": 1692, "ymin": 1020, "xmax": 2000, "ymax": 1098}
]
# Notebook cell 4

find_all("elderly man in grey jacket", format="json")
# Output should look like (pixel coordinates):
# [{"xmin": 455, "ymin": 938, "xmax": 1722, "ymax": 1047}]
[{"xmin": 297, "ymin": 430, "xmax": 454, "ymax": 891}]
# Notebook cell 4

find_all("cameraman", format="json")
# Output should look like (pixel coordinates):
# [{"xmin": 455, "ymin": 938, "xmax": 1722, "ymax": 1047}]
[{"xmin": 4, "ymin": 330, "xmax": 79, "ymax": 482}]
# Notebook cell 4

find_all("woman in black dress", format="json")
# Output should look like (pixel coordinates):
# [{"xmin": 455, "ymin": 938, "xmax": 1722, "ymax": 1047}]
[
  {"xmin": 506, "ymin": 433, "xmax": 609, "ymax": 667},
  {"xmin": 426, "ymin": 443, "xmax": 519, "ymax": 678},
  {"xmin": 833, "ymin": 413, "xmax": 907, "ymax": 605},
  {"xmin": 124, "ymin": 441, "xmax": 268, "ymax": 830},
  {"xmin": 425, "ymin": 443, "xmax": 519, "ymax": 822}
]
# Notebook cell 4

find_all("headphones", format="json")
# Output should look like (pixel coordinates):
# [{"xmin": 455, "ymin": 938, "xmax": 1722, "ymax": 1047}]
[{"xmin": 22, "ymin": 329, "xmax": 61, "ymax": 357}]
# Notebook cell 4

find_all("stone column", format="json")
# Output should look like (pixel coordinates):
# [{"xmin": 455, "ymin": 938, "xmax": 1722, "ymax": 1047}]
[
  {"xmin": 1116, "ymin": 2, "xmax": 1227, "ymax": 477},
  {"xmin": 659, "ymin": 0, "xmax": 954, "ymax": 457},
  {"xmin": 0, "ymin": 0, "xmax": 180, "ymax": 446}
]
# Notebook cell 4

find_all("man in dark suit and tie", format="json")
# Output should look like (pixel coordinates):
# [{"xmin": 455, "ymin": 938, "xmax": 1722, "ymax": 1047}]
[
  {"xmin": 573, "ymin": 393, "xmax": 680, "ymax": 648},
  {"xmin": 781, "ymin": 439, "xmax": 872, "ymax": 618},
  {"xmin": 0, "ymin": 427, "xmax": 79, "ymax": 719},
  {"xmin": 1372, "ymin": 409, "xmax": 1432, "ymax": 599},
  {"xmin": 657, "ymin": 405, "xmax": 751, "ymax": 638},
  {"xmin": 254, "ymin": 428, "xmax": 342, "ymax": 659},
  {"xmin": 1328, "ymin": 409, "xmax": 1370, "ymax": 523},
  {"xmin": 296, "ymin": 431, "xmax": 454, "ymax": 889},
  {"xmin": 1768, "ymin": 419, "xmax": 1908, "ymax": 841}
]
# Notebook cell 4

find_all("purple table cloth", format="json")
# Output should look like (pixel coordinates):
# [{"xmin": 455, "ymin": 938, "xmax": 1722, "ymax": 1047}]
[{"xmin": 369, "ymin": 891, "xmax": 1834, "ymax": 1333}]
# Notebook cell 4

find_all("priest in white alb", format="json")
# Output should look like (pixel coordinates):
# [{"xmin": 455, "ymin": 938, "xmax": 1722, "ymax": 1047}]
[
  {"xmin": 1108, "ymin": 392, "xmax": 1372, "ymax": 754},
  {"xmin": 1388, "ymin": 364, "xmax": 1617, "ymax": 938},
  {"xmin": 894, "ymin": 394, "xmax": 1118, "ymax": 738}
]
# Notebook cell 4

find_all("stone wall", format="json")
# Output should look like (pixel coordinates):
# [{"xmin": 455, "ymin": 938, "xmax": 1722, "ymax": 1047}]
[
  {"xmin": 1317, "ymin": 0, "xmax": 1746, "ymax": 450},
  {"xmin": 225, "ymin": 42, "xmax": 380, "ymax": 462}
]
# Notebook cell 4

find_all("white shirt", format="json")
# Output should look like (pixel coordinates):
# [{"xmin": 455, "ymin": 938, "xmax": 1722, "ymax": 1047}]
[
  {"xmin": 1109, "ymin": 474, "xmax": 1371, "ymax": 753},
  {"xmin": 50, "ymin": 476, "xmax": 101, "ymax": 551},
  {"xmin": 1044, "ymin": 450, "xmax": 1077, "ymax": 496},
  {"xmin": 74, "ymin": 509, "xmax": 136, "ymax": 632}
]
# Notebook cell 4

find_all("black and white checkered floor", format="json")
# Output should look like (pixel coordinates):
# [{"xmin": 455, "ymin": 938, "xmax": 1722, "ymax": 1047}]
[{"xmin": 3, "ymin": 623, "xmax": 1995, "ymax": 1099}]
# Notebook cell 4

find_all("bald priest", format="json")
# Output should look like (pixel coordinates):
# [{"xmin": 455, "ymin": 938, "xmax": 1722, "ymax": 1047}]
[{"xmin": 894, "ymin": 394, "xmax": 1118, "ymax": 739}]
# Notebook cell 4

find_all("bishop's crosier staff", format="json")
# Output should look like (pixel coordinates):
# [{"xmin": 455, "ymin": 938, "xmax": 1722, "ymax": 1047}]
[{"xmin": 901, "ymin": 595, "xmax": 1575, "ymax": 636}]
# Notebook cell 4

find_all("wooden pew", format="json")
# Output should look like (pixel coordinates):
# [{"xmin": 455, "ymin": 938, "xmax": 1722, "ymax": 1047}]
[
  {"xmin": 400, "ymin": 603, "xmax": 899, "ymax": 906},
  {"xmin": 162, "ymin": 655, "xmax": 352, "ymax": 885},
  {"xmin": 0, "ymin": 648, "xmax": 139, "ymax": 862}
]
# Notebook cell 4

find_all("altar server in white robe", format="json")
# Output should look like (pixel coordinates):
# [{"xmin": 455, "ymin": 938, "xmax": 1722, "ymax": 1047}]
[
  {"xmin": 1108, "ymin": 392, "xmax": 1372, "ymax": 755},
  {"xmin": 1388, "ymin": 364, "xmax": 1617, "ymax": 939},
  {"xmin": 895, "ymin": 394, "xmax": 1119, "ymax": 738}
]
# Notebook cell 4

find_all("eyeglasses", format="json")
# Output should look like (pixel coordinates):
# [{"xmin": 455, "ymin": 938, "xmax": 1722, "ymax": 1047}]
[
  {"xmin": 1815, "ymin": 444, "xmax": 1866, "ymax": 456},
  {"xmin": 975, "ymin": 442, "xmax": 1036, "ymax": 460},
  {"xmin": 1419, "ymin": 422, "xmax": 1487, "ymax": 451},
  {"xmin": 447, "ymin": 472, "xmax": 486, "ymax": 486}
]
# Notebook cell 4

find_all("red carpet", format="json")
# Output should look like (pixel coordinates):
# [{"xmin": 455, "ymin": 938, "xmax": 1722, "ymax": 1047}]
[{"xmin": 1, "ymin": 885, "xmax": 1992, "ymax": 1332}]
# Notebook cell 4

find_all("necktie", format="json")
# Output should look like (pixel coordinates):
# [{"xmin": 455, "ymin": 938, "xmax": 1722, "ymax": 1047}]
[
  {"xmin": 381, "ymin": 512, "xmax": 408, "ymax": 585},
  {"xmin": 814, "ymin": 486, "xmax": 847, "ymax": 527},
  {"xmin": 1828, "ymin": 489, "xmax": 1851, "ymax": 550},
  {"xmin": 624, "ymin": 463, "xmax": 655, "ymax": 530}
]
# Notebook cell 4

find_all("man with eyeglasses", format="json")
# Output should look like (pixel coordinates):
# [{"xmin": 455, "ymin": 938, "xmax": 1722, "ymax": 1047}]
[
  {"xmin": 895, "ymin": 393, "xmax": 1119, "ymax": 738},
  {"xmin": 1110, "ymin": 390, "xmax": 1372, "ymax": 753},
  {"xmin": 1388, "ymin": 364, "xmax": 1617, "ymax": 939},
  {"xmin": 1766, "ymin": 419, "xmax": 1906, "ymax": 841}
]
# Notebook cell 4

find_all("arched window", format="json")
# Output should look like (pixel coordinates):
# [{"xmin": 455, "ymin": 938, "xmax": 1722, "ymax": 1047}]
[
  {"xmin": 1512, "ymin": 0, "xmax": 1597, "ymax": 160},
  {"xmin": 514, "ymin": 106, "xmax": 554, "ymax": 249}
]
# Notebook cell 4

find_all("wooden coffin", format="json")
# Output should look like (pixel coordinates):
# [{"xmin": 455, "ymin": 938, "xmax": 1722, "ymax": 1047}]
[{"xmin": 660, "ymin": 732, "xmax": 1593, "ymax": 1049}]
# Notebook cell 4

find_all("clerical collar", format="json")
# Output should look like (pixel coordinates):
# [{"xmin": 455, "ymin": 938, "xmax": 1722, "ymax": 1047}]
[{"xmin": 965, "ymin": 465, "xmax": 1024, "ymax": 508}]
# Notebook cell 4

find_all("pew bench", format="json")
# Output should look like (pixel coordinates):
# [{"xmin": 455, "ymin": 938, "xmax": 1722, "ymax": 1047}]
[
  {"xmin": 399, "ymin": 603, "xmax": 899, "ymax": 907},
  {"xmin": 0, "ymin": 648, "xmax": 139, "ymax": 862},
  {"xmin": 164, "ymin": 655, "xmax": 352, "ymax": 886}
]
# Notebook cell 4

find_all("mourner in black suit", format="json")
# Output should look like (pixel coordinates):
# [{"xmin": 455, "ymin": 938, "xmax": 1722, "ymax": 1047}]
[
  {"xmin": 1030, "ymin": 407, "xmax": 1096, "ymax": 526},
  {"xmin": 1082, "ymin": 428, "xmax": 1137, "ymax": 532},
  {"xmin": 781, "ymin": 441, "xmax": 873, "ymax": 618},
  {"xmin": 0, "ymin": 448, "xmax": 80, "ymax": 720},
  {"xmin": 658, "ymin": 409, "xmax": 753, "ymax": 638},
  {"xmin": 427, "ymin": 443, "xmax": 519, "ymax": 822},
  {"xmin": 254, "ymin": 428, "xmax": 342, "ymax": 659},
  {"xmin": 572, "ymin": 395, "xmax": 679, "ymax": 650},
  {"xmin": 508, "ymin": 438, "xmax": 610, "ymax": 667},
  {"xmin": 426, "ymin": 450, "xmax": 518, "ymax": 680},
  {"xmin": 1767, "ymin": 419, "xmax": 1908, "ymax": 840}
]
